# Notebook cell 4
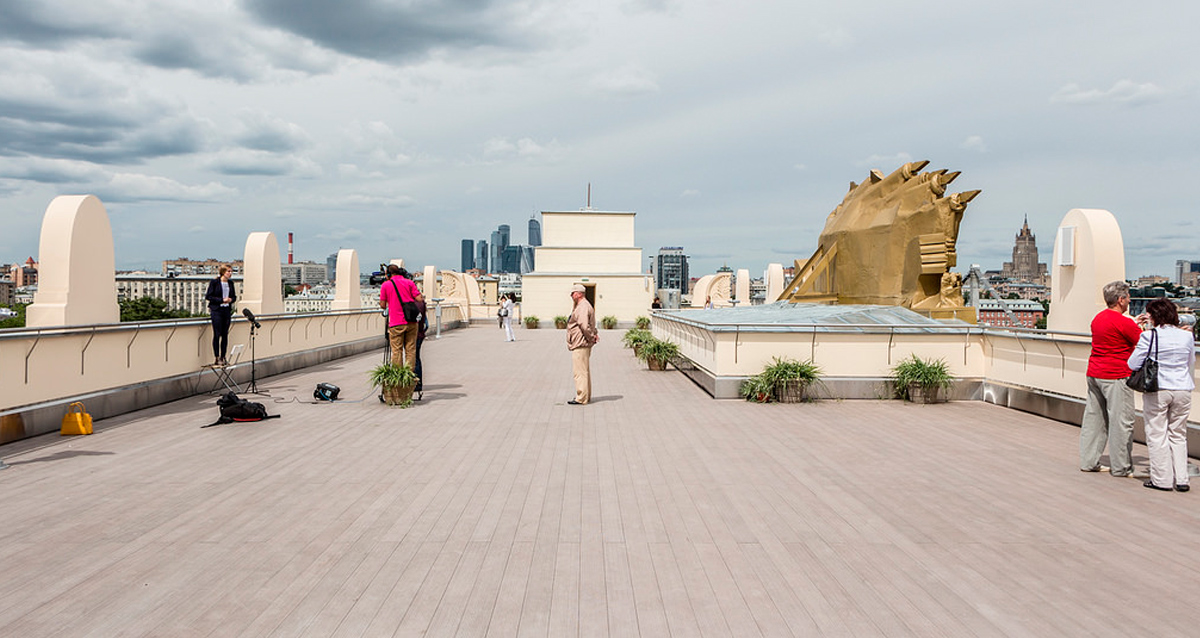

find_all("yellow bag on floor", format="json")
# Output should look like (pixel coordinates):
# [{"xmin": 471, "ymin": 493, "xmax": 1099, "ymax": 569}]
[{"xmin": 61, "ymin": 402, "xmax": 93, "ymax": 436}]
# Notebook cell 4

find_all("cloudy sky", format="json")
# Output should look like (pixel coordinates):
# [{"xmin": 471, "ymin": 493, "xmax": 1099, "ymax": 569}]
[{"xmin": 0, "ymin": 0, "xmax": 1196, "ymax": 279}]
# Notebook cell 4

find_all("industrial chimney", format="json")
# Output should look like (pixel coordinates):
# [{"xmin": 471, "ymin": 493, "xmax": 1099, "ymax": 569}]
[{"xmin": 287, "ymin": 232, "xmax": 294, "ymax": 264}]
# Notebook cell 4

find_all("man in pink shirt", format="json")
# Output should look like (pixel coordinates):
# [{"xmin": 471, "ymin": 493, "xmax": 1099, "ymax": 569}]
[
  {"xmin": 379, "ymin": 265, "xmax": 423, "ymax": 369},
  {"xmin": 1081, "ymin": 280, "xmax": 1144, "ymax": 477}
]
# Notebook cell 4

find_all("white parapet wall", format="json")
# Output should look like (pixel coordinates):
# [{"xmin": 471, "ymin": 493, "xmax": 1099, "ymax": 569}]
[
  {"xmin": 0, "ymin": 309, "xmax": 390, "ymax": 442},
  {"xmin": 1049, "ymin": 208, "xmax": 1126, "ymax": 334},
  {"xmin": 27, "ymin": 195, "xmax": 120, "ymax": 327},
  {"xmin": 650, "ymin": 308, "xmax": 1198, "ymax": 452}
]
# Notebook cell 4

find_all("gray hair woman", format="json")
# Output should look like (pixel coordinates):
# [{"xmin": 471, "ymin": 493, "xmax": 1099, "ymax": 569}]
[{"xmin": 1128, "ymin": 298, "xmax": 1196, "ymax": 492}]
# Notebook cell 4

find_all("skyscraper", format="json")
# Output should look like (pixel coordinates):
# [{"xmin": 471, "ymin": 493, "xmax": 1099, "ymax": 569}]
[
  {"xmin": 522, "ymin": 246, "xmax": 535, "ymax": 273},
  {"xmin": 461, "ymin": 239, "xmax": 474, "ymax": 272},
  {"xmin": 528, "ymin": 216, "xmax": 542, "ymax": 246},
  {"xmin": 498, "ymin": 224, "xmax": 511, "ymax": 250},
  {"xmin": 477, "ymin": 240, "xmax": 489, "ymax": 272},
  {"xmin": 1000, "ymin": 217, "xmax": 1048, "ymax": 284},
  {"xmin": 490, "ymin": 230, "xmax": 502, "ymax": 273},
  {"xmin": 655, "ymin": 247, "xmax": 689, "ymax": 297},
  {"xmin": 501, "ymin": 245, "xmax": 522, "ymax": 274}
]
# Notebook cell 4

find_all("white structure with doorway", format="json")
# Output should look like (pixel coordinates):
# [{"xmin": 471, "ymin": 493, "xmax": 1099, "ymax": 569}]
[{"xmin": 521, "ymin": 209, "xmax": 653, "ymax": 324}]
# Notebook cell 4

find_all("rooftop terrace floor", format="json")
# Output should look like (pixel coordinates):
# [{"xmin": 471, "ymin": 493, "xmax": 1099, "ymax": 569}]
[{"xmin": 2, "ymin": 325, "xmax": 1198, "ymax": 637}]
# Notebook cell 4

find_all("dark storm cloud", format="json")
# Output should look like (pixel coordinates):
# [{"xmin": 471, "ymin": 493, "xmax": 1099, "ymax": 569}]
[
  {"xmin": 0, "ymin": 94, "xmax": 209, "ymax": 164},
  {"xmin": 244, "ymin": 0, "xmax": 521, "ymax": 61},
  {"xmin": 129, "ymin": 24, "xmax": 336, "ymax": 81},
  {"xmin": 1, "ymin": 1, "xmax": 334, "ymax": 81},
  {"xmin": 0, "ymin": 0, "xmax": 121, "ymax": 45}
]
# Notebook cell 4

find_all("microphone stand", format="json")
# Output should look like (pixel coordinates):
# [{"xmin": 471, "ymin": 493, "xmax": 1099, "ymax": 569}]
[
  {"xmin": 239, "ymin": 308, "xmax": 268, "ymax": 395},
  {"xmin": 246, "ymin": 318, "xmax": 267, "ymax": 395}
]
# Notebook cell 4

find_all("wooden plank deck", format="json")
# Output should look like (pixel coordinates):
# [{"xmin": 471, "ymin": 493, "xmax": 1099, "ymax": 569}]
[{"xmin": 2, "ymin": 325, "xmax": 1198, "ymax": 637}]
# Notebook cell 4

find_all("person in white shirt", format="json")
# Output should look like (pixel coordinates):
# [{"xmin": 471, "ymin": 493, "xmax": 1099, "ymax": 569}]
[
  {"xmin": 501, "ymin": 293, "xmax": 516, "ymax": 342},
  {"xmin": 1128, "ymin": 298, "xmax": 1196, "ymax": 492}
]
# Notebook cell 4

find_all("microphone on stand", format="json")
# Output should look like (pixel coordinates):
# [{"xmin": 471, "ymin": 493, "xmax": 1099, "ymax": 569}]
[{"xmin": 242, "ymin": 308, "xmax": 261, "ymax": 329}]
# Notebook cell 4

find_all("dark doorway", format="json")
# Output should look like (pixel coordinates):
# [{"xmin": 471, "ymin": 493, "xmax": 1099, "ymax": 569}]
[{"xmin": 582, "ymin": 283, "xmax": 596, "ymax": 312}]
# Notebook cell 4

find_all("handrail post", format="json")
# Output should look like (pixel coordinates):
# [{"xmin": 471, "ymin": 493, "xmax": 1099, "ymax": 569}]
[{"xmin": 24, "ymin": 330, "xmax": 41, "ymax": 384}]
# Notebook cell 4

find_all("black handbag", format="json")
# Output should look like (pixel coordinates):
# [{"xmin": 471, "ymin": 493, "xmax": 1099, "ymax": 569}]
[
  {"xmin": 390, "ymin": 279, "xmax": 420, "ymax": 323},
  {"xmin": 1126, "ymin": 329, "xmax": 1159, "ymax": 393}
]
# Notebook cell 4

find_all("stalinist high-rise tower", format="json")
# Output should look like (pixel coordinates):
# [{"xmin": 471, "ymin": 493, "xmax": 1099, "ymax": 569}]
[{"xmin": 1000, "ymin": 217, "xmax": 1048, "ymax": 285}]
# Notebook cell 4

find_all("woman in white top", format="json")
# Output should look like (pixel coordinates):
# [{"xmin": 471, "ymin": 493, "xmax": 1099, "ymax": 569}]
[
  {"xmin": 1128, "ymin": 298, "xmax": 1196, "ymax": 492},
  {"xmin": 501, "ymin": 293, "xmax": 516, "ymax": 342}
]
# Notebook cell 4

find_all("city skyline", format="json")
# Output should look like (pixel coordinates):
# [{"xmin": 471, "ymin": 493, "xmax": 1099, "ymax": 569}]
[{"xmin": 0, "ymin": 2, "xmax": 1197, "ymax": 278}]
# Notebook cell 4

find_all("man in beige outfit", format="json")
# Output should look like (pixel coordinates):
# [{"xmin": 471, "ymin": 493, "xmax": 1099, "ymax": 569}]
[{"xmin": 566, "ymin": 284, "xmax": 599, "ymax": 404}]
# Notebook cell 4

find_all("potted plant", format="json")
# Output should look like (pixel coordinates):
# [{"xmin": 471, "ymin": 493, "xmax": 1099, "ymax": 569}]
[
  {"xmin": 741, "ymin": 357, "xmax": 821, "ymax": 403},
  {"xmin": 635, "ymin": 316, "xmax": 651, "ymax": 330},
  {"xmin": 554, "ymin": 315, "xmax": 569, "ymax": 329},
  {"xmin": 524, "ymin": 315, "xmax": 540, "ymax": 329},
  {"xmin": 601, "ymin": 315, "xmax": 618, "ymax": 330},
  {"xmin": 369, "ymin": 362, "xmax": 419, "ymax": 407},
  {"xmin": 891, "ymin": 355, "xmax": 954, "ymax": 403},
  {"xmin": 636, "ymin": 337, "xmax": 679, "ymax": 371},
  {"xmin": 621, "ymin": 328, "xmax": 652, "ymax": 356},
  {"xmin": 739, "ymin": 372, "xmax": 776, "ymax": 403}
]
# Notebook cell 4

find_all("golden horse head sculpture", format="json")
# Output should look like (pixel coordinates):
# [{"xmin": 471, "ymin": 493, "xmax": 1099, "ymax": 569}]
[{"xmin": 779, "ymin": 161, "xmax": 980, "ymax": 320}]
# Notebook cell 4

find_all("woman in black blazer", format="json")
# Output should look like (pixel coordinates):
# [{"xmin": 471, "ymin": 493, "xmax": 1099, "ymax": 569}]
[{"xmin": 205, "ymin": 265, "xmax": 236, "ymax": 366}]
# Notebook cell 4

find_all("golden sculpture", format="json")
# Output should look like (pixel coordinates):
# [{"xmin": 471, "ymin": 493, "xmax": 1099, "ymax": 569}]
[{"xmin": 779, "ymin": 161, "xmax": 980, "ymax": 321}]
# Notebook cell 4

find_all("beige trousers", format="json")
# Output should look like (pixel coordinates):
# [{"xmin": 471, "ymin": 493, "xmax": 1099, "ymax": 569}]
[
  {"xmin": 388, "ymin": 323, "xmax": 418, "ymax": 369},
  {"xmin": 571, "ymin": 346, "xmax": 592, "ymax": 404},
  {"xmin": 1142, "ymin": 390, "xmax": 1192, "ymax": 488}
]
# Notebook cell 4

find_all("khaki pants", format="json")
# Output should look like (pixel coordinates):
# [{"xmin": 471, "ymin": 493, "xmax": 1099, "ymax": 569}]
[
  {"xmin": 388, "ymin": 323, "xmax": 418, "ymax": 369},
  {"xmin": 1142, "ymin": 390, "xmax": 1192, "ymax": 488},
  {"xmin": 571, "ymin": 346, "xmax": 592, "ymax": 404},
  {"xmin": 1080, "ymin": 376, "xmax": 1134, "ymax": 474}
]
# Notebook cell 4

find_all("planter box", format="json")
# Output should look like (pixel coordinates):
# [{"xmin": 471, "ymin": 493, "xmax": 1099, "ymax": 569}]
[
  {"xmin": 774, "ymin": 379, "xmax": 809, "ymax": 403},
  {"xmin": 907, "ymin": 383, "xmax": 948, "ymax": 404},
  {"xmin": 647, "ymin": 357, "xmax": 669, "ymax": 371}
]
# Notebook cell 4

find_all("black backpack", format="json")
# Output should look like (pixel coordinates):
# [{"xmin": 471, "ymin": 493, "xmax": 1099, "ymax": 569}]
[{"xmin": 203, "ymin": 392, "xmax": 280, "ymax": 428}]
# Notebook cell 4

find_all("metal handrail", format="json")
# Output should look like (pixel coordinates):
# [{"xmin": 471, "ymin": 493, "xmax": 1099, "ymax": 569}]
[{"xmin": 0, "ymin": 308, "xmax": 381, "ymax": 342}]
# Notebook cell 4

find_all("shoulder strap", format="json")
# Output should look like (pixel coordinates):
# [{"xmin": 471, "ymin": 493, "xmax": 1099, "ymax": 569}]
[{"xmin": 389, "ymin": 278, "xmax": 403, "ymax": 301}]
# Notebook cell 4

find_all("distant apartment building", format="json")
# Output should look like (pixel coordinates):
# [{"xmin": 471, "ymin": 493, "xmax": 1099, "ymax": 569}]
[
  {"xmin": 116, "ymin": 273, "xmax": 243, "ymax": 316},
  {"xmin": 749, "ymin": 277, "xmax": 767, "ymax": 304},
  {"xmin": 975, "ymin": 298, "xmax": 1045, "ymax": 329},
  {"xmin": 992, "ymin": 280, "xmax": 1050, "ymax": 301},
  {"xmin": 280, "ymin": 261, "xmax": 328, "ymax": 287},
  {"xmin": 1175, "ymin": 260, "xmax": 1200, "ymax": 286},
  {"xmin": 654, "ymin": 247, "xmax": 689, "ymax": 298},
  {"xmin": 162, "ymin": 257, "xmax": 243, "ymax": 277},
  {"xmin": 284, "ymin": 287, "xmax": 380, "ymax": 313},
  {"xmin": 9, "ymin": 258, "xmax": 38, "ymax": 287},
  {"xmin": 1133, "ymin": 275, "xmax": 1170, "ymax": 287},
  {"xmin": 0, "ymin": 277, "xmax": 13, "ymax": 307}
]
